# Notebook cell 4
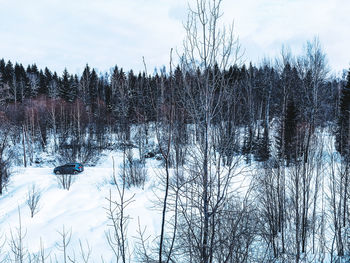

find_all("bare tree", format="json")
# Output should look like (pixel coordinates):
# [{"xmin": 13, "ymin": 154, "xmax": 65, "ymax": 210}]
[
  {"xmin": 134, "ymin": 217, "xmax": 152, "ymax": 263},
  {"xmin": 178, "ymin": 0, "xmax": 246, "ymax": 262},
  {"xmin": 9, "ymin": 208, "xmax": 28, "ymax": 263},
  {"xmin": 55, "ymin": 174, "xmax": 74, "ymax": 191},
  {"xmin": 55, "ymin": 226, "xmax": 72, "ymax": 263},
  {"xmin": 0, "ymin": 116, "xmax": 13, "ymax": 195},
  {"xmin": 327, "ymin": 134, "xmax": 350, "ymax": 260},
  {"xmin": 124, "ymin": 149, "xmax": 146, "ymax": 189},
  {"xmin": 78, "ymin": 240, "xmax": 92, "ymax": 263},
  {"xmin": 0, "ymin": 232, "xmax": 8, "ymax": 263},
  {"xmin": 253, "ymin": 162, "xmax": 286, "ymax": 261},
  {"xmin": 105, "ymin": 157, "xmax": 134, "ymax": 263},
  {"xmin": 26, "ymin": 184, "xmax": 41, "ymax": 218},
  {"xmin": 296, "ymin": 37, "xmax": 329, "ymax": 129},
  {"xmin": 37, "ymin": 238, "xmax": 50, "ymax": 263}
]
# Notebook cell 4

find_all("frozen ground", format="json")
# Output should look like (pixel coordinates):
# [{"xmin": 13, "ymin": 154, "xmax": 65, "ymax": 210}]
[
  {"xmin": 0, "ymin": 136, "xmax": 253, "ymax": 262},
  {"xmin": 0, "ymin": 152, "xmax": 163, "ymax": 262}
]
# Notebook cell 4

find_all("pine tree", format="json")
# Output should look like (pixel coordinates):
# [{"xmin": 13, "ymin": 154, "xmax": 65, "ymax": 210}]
[
  {"xmin": 59, "ymin": 68, "xmax": 72, "ymax": 101},
  {"xmin": 4, "ymin": 61, "xmax": 14, "ymax": 85},
  {"xmin": 336, "ymin": 69, "xmax": 350, "ymax": 158},
  {"xmin": 14, "ymin": 63, "xmax": 26, "ymax": 102},
  {"xmin": 80, "ymin": 64, "xmax": 91, "ymax": 105},
  {"xmin": 284, "ymin": 99, "xmax": 298, "ymax": 164},
  {"xmin": 242, "ymin": 126, "xmax": 254, "ymax": 164},
  {"xmin": 89, "ymin": 69, "xmax": 98, "ymax": 113},
  {"xmin": 255, "ymin": 124, "xmax": 270, "ymax": 162},
  {"xmin": 0, "ymin": 59, "xmax": 5, "ymax": 77},
  {"xmin": 70, "ymin": 75, "xmax": 79, "ymax": 102},
  {"xmin": 38, "ymin": 70, "xmax": 47, "ymax": 95},
  {"xmin": 276, "ymin": 98, "xmax": 299, "ymax": 165}
]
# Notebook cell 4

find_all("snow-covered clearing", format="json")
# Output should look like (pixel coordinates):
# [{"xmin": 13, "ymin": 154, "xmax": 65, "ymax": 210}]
[
  {"xmin": 0, "ymin": 152, "xmax": 164, "ymax": 262},
  {"xmin": 0, "ymin": 143, "xmax": 253, "ymax": 262}
]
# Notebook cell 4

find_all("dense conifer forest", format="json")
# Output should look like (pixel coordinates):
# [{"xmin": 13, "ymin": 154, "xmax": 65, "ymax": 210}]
[{"xmin": 0, "ymin": 54, "xmax": 346, "ymax": 166}]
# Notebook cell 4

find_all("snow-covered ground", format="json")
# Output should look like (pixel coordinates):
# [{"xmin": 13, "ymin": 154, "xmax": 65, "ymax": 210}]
[
  {"xmin": 0, "ymin": 130, "xmax": 341, "ymax": 262},
  {"xmin": 0, "ymin": 152, "xmax": 163, "ymax": 262}
]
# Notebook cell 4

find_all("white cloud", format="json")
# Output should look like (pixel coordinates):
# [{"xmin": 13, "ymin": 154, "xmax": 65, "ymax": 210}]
[
  {"xmin": 0, "ymin": 0, "xmax": 348, "ymax": 74},
  {"xmin": 222, "ymin": 0, "xmax": 350, "ymax": 71}
]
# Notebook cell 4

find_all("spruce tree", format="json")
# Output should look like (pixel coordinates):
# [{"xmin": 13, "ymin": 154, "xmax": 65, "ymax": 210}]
[
  {"xmin": 277, "ymin": 98, "xmax": 299, "ymax": 165},
  {"xmin": 89, "ymin": 69, "xmax": 98, "ymax": 113},
  {"xmin": 4, "ymin": 61, "xmax": 14, "ymax": 85},
  {"xmin": 80, "ymin": 64, "xmax": 91, "ymax": 105},
  {"xmin": 284, "ymin": 99, "xmax": 298, "ymax": 164},
  {"xmin": 242, "ymin": 126, "xmax": 254, "ymax": 164},
  {"xmin": 59, "ymin": 68, "xmax": 72, "ymax": 101},
  {"xmin": 255, "ymin": 124, "xmax": 270, "ymax": 162},
  {"xmin": 336, "ymin": 69, "xmax": 350, "ymax": 158},
  {"xmin": 38, "ymin": 70, "xmax": 47, "ymax": 95},
  {"xmin": 70, "ymin": 75, "xmax": 79, "ymax": 102},
  {"xmin": 0, "ymin": 59, "xmax": 5, "ymax": 76}
]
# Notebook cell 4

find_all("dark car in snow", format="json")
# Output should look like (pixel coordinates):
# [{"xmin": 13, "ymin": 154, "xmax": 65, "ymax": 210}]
[{"xmin": 53, "ymin": 163, "xmax": 84, "ymax": 174}]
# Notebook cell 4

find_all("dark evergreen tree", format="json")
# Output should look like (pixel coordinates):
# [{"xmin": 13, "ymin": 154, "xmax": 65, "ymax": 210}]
[
  {"xmin": 336, "ymin": 69, "xmax": 350, "ymax": 158},
  {"xmin": 4, "ymin": 61, "xmax": 14, "ymax": 85},
  {"xmin": 30, "ymin": 64, "xmax": 39, "ymax": 75},
  {"xmin": 44, "ymin": 67, "xmax": 52, "ymax": 82},
  {"xmin": 277, "ymin": 98, "xmax": 299, "ymax": 165},
  {"xmin": 70, "ymin": 74, "xmax": 79, "ymax": 102},
  {"xmin": 38, "ymin": 69, "xmax": 48, "ymax": 95},
  {"xmin": 97, "ymin": 73, "xmax": 107, "ymax": 107},
  {"xmin": 242, "ymin": 126, "xmax": 254, "ymax": 164},
  {"xmin": 80, "ymin": 64, "xmax": 91, "ymax": 105},
  {"xmin": 89, "ymin": 69, "xmax": 98, "ymax": 113},
  {"xmin": 59, "ymin": 68, "xmax": 72, "ymax": 101},
  {"xmin": 14, "ymin": 63, "xmax": 27, "ymax": 102},
  {"xmin": 128, "ymin": 70, "xmax": 137, "ymax": 122},
  {"xmin": 0, "ymin": 59, "xmax": 5, "ymax": 76},
  {"xmin": 254, "ymin": 124, "xmax": 270, "ymax": 162},
  {"xmin": 104, "ymin": 77, "xmax": 112, "ymax": 113}
]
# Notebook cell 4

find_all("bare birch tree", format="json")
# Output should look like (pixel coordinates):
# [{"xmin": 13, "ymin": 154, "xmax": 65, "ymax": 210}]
[{"xmin": 178, "ymin": 1, "xmax": 250, "ymax": 262}]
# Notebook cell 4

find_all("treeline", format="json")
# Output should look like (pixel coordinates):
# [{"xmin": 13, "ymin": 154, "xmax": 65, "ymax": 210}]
[
  {"xmin": 0, "ymin": 57, "xmax": 345, "ymax": 163},
  {"xmin": 0, "ymin": 58, "xmax": 342, "ymax": 124}
]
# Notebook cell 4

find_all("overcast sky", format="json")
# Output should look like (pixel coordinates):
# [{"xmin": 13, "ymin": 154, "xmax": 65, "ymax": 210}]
[{"xmin": 0, "ymin": 0, "xmax": 349, "ymax": 75}]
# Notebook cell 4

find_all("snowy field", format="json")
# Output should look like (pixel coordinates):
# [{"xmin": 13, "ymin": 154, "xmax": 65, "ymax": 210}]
[
  {"xmin": 0, "ymin": 131, "xmax": 345, "ymax": 262},
  {"xmin": 0, "ymin": 152, "xmax": 164, "ymax": 262}
]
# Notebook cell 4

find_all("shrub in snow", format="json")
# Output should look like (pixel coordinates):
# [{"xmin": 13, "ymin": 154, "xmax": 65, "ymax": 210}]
[
  {"xmin": 123, "ymin": 150, "xmax": 147, "ymax": 189},
  {"xmin": 57, "ymin": 132, "xmax": 102, "ymax": 166},
  {"xmin": 55, "ymin": 174, "xmax": 75, "ymax": 190},
  {"xmin": 26, "ymin": 184, "xmax": 41, "ymax": 218},
  {"xmin": 0, "ymin": 162, "xmax": 10, "ymax": 195}
]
